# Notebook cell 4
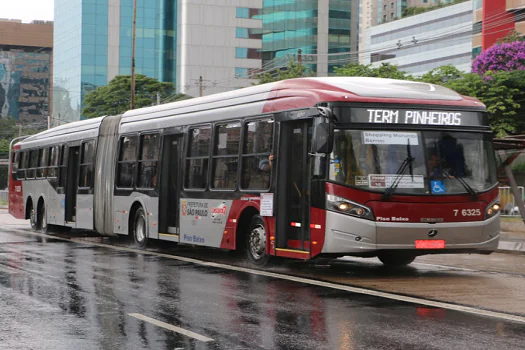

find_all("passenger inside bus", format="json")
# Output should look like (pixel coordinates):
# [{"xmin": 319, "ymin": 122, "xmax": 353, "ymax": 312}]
[{"xmin": 258, "ymin": 154, "xmax": 274, "ymax": 172}]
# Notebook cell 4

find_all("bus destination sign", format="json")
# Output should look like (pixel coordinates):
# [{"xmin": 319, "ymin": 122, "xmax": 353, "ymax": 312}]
[{"xmin": 348, "ymin": 108, "xmax": 486, "ymax": 127}]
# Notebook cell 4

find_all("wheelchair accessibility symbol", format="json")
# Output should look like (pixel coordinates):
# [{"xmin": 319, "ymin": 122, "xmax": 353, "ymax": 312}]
[{"xmin": 431, "ymin": 180, "xmax": 446, "ymax": 194}]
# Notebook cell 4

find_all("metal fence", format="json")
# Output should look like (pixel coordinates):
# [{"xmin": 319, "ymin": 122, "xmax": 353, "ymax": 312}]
[{"xmin": 499, "ymin": 186, "xmax": 525, "ymax": 216}]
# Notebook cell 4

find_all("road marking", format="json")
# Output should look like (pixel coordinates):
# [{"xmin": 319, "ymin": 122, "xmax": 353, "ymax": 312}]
[
  {"xmin": 9, "ymin": 227, "xmax": 525, "ymax": 325},
  {"xmin": 128, "ymin": 313, "xmax": 213, "ymax": 342}
]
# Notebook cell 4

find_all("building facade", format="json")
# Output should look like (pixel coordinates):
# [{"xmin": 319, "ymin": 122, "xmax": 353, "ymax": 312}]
[
  {"xmin": 362, "ymin": 0, "xmax": 473, "ymax": 76},
  {"xmin": 0, "ymin": 19, "xmax": 53, "ymax": 123},
  {"xmin": 472, "ymin": 0, "xmax": 525, "ymax": 57},
  {"xmin": 260, "ymin": 0, "xmax": 358, "ymax": 76}
]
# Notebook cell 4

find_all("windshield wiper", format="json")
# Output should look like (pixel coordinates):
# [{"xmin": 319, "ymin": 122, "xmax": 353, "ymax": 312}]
[
  {"xmin": 443, "ymin": 169, "xmax": 478, "ymax": 200},
  {"xmin": 382, "ymin": 140, "xmax": 415, "ymax": 201}
]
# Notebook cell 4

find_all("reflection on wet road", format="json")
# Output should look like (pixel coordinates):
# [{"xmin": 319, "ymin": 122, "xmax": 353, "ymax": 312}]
[{"xmin": 1, "ymin": 228, "xmax": 525, "ymax": 349}]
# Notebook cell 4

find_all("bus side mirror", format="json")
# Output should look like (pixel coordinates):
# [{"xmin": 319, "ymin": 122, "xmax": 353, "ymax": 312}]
[{"xmin": 311, "ymin": 107, "xmax": 334, "ymax": 154}]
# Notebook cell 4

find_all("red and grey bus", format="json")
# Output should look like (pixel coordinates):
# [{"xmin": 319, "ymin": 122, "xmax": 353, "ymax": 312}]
[{"xmin": 8, "ymin": 77, "xmax": 500, "ymax": 266}]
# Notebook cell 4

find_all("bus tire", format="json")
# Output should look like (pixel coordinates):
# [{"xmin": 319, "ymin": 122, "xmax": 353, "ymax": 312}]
[
  {"xmin": 132, "ymin": 207, "xmax": 148, "ymax": 249},
  {"xmin": 37, "ymin": 200, "xmax": 48, "ymax": 234},
  {"xmin": 245, "ymin": 215, "xmax": 269, "ymax": 267},
  {"xmin": 28, "ymin": 200, "xmax": 39, "ymax": 231},
  {"xmin": 378, "ymin": 252, "xmax": 416, "ymax": 267}
]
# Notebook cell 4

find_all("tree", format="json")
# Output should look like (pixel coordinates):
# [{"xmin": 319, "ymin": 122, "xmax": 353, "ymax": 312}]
[
  {"xmin": 472, "ymin": 41, "xmax": 525, "ymax": 76},
  {"xmin": 497, "ymin": 30, "xmax": 525, "ymax": 44},
  {"xmin": 255, "ymin": 61, "xmax": 313, "ymax": 84},
  {"xmin": 334, "ymin": 62, "xmax": 412, "ymax": 80},
  {"xmin": 418, "ymin": 65, "xmax": 465, "ymax": 85},
  {"xmin": 82, "ymin": 75, "xmax": 174, "ymax": 118}
]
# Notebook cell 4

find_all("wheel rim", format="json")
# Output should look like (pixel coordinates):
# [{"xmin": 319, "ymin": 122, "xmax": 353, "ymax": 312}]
[
  {"xmin": 30, "ymin": 208, "xmax": 36, "ymax": 228},
  {"xmin": 248, "ymin": 225, "xmax": 266, "ymax": 260},
  {"xmin": 135, "ymin": 214, "xmax": 146, "ymax": 243},
  {"xmin": 41, "ymin": 207, "xmax": 46, "ymax": 231}
]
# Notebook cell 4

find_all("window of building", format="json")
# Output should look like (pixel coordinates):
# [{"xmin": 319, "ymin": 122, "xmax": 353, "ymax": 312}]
[
  {"xmin": 236, "ymin": 27, "xmax": 263, "ymax": 39},
  {"xmin": 137, "ymin": 133, "xmax": 160, "ymax": 189},
  {"xmin": 391, "ymin": 13, "xmax": 394, "ymax": 19},
  {"xmin": 48, "ymin": 146, "xmax": 60, "ymax": 178},
  {"xmin": 472, "ymin": 21, "xmax": 482, "ymax": 35},
  {"xmin": 117, "ymin": 135, "xmax": 138, "ymax": 188},
  {"xmin": 236, "ymin": 7, "xmax": 260, "ymax": 19},
  {"xmin": 383, "ymin": 14, "xmax": 387, "ymax": 22},
  {"xmin": 241, "ymin": 118, "xmax": 274, "ymax": 190},
  {"xmin": 186, "ymin": 125, "xmax": 211, "ymax": 189},
  {"xmin": 235, "ymin": 47, "xmax": 261, "ymax": 59},
  {"xmin": 37, "ymin": 148, "xmax": 49, "ymax": 178},
  {"xmin": 27, "ymin": 150, "xmax": 39, "ymax": 179},
  {"xmin": 384, "ymin": 5, "xmax": 387, "ymax": 10},
  {"xmin": 212, "ymin": 122, "xmax": 241, "ymax": 190},
  {"xmin": 472, "ymin": 46, "xmax": 482, "ymax": 58},
  {"xmin": 79, "ymin": 140, "xmax": 95, "ymax": 188},
  {"xmin": 235, "ymin": 67, "xmax": 249, "ymax": 78}
]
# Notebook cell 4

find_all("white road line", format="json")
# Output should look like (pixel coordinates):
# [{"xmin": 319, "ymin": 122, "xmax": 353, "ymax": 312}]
[
  {"xmin": 128, "ymin": 313, "xmax": 214, "ymax": 342},
  {"xmin": 9, "ymin": 227, "xmax": 525, "ymax": 325}
]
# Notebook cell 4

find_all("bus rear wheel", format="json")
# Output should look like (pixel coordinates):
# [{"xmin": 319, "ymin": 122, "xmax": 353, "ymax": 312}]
[
  {"xmin": 133, "ymin": 207, "xmax": 148, "ymax": 249},
  {"xmin": 38, "ymin": 203, "xmax": 48, "ymax": 234},
  {"xmin": 29, "ymin": 201, "xmax": 39, "ymax": 231},
  {"xmin": 245, "ymin": 215, "xmax": 269, "ymax": 267},
  {"xmin": 378, "ymin": 252, "xmax": 416, "ymax": 267}
]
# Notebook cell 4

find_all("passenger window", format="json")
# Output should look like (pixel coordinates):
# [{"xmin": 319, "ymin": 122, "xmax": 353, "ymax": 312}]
[
  {"xmin": 241, "ymin": 118, "xmax": 274, "ymax": 190},
  {"xmin": 137, "ymin": 133, "xmax": 160, "ymax": 189},
  {"xmin": 185, "ymin": 126, "xmax": 211, "ymax": 189},
  {"xmin": 117, "ymin": 135, "xmax": 138, "ymax": 188},
  {"xmin": 212, "ymin": 122, "xmax": 240, "ymax": 190},
  {"xmin": 17, "ymin": 151, "xmax": 27, "ymax": 179},
  {"xmin": 79, "ymin": 140, "xmax": 95, "ymax": 188},
  {"xmin": 37, "ymin": 148, "xmax": 49, "ymax": 178},
  {"xmin": 27, "ymin": 150, "xmax": 39, "ymax": 179},
  {"xmin": 11, "ymin": 152, "xmax": 19, "ymax": 180},
  {"xmin": 48, "ymin": 146, "xmax": 60, "ymax": 178}
]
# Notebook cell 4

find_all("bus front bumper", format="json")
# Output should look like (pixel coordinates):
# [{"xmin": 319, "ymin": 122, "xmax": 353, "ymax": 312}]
[{"xmin": 321, "ymin": 210, "xmax": 500, "ymax": 255}]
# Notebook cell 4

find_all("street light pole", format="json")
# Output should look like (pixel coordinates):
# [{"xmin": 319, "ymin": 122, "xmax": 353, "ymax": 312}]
[{"xmin": 130, "ymin": 0, "xmax": 137, "ymax": 109}]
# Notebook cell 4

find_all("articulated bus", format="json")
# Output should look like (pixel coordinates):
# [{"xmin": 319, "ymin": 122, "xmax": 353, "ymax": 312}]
[{"xmin": 8, "ymin": 77, "xmax": 500, "ymax": 266}]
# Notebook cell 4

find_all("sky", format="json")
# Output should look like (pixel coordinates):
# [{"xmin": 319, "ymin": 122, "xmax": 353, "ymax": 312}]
[{"xmin": 2, "ymin": 0, "xmax": 54, "ymax": 23}]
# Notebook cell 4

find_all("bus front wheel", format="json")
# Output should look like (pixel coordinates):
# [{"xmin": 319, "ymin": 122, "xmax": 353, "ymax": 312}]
[
  {"xmin": 245, "ymin": 215, "xmax": 269, "ymax": 267},
  {"xmin": 378, "ymin": 252, "xmax": 416, "ymax": 267},
  {"xmin": 133, "ymin": 207, "xmax": 148, "ymax": 249}
]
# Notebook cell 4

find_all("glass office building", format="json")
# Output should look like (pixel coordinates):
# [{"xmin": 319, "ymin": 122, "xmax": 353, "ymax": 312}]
[
  {"xmin": 259, "ymin": 0, "xmax": 358, "ymax": 76},
  {"xmin": 53, "ymin": 0, "xmax": 176, "ymax": 124}
]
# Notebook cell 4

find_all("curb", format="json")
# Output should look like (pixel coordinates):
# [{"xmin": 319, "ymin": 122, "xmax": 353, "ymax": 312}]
[{"xmin": 497, "ymin": 239, "xmax": 525, "ymax": 254}]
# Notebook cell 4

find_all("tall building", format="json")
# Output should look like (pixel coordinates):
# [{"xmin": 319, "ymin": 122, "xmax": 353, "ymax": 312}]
[
  {"xmin": 362, "ymin": 0, "xmax": 474, "ymax": 76},
  {"xmin": 471, "ymin": 0, "xmax": 525, "ymax": 57},
  {"xmin": 260, "ymin": 0, "xmax": 358, "ymax": 76},
  {"xmin": 0, "ymin": 19, "xmax": 53, "ymax": 123}
]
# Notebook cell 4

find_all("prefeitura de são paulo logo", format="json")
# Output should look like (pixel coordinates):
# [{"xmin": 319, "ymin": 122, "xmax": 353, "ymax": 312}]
[{"xmin": 211, "ymin": 202, "xmax": 228, "ymax": 218}]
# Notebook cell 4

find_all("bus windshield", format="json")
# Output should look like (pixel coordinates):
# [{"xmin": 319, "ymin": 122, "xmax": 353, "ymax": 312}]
[{"xmin": 329, "ymin": 130, "xmax": 498, "ymax": 195}]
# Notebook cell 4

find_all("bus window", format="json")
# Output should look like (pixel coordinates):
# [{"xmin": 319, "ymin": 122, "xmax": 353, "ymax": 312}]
[
  {"xmin": 58, "ymin": 146, "xmax": 67, "ymax": 188},
  {"xmin": 37, "ymin": 148, "xmax": 49, "ymax": 178},
  {"xmin": 117, "ymin": 135, "xmax": 138, "ymax": 188},
  {"xmin": 212, "ymin": 122, "xmax": 240, "ymax": 190},
  {"xmin": 27, "ymin": 150, "xmax": 39, "ymax": 179},
  {"xmin": 185, "ymin": 126, "xmax": 211, "ymax": 189},
  {"xmin": 241, "ymin": 118, "xmax": 273, "ymax": 190},
  {"xmin": 17, "ymin": 151, "xmax": 27, "ymax": 180},
  {"xmin": 48, "ymin": 146, "xmax": 59, "ymax": 178},
  {"xmin": 79, "ymin": 140, "xmax": 95, "ymax": 188},
  {"xmin": 137, "ymin": 134, "xmax": 160, "ymax": 189},
  {"xmin": 11, "ymin": 152, "xmax": 19, "ymax": 180}
]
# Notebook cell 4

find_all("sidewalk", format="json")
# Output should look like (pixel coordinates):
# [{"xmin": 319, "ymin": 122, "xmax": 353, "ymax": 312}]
[{"xmin": 0, "ymin": 208, "xmax": 524, "ymax": 253}]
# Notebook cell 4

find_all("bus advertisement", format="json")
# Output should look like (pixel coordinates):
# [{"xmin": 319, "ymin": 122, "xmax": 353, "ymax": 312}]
[{"xmin": 8, "ymin": 77, "xmax": 500, "ymax": 267}]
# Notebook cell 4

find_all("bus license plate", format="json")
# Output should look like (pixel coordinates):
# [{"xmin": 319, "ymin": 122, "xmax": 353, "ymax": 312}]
[{"xmin": 415, "ymin": 240, "xmax": 445, "ymax": 249}]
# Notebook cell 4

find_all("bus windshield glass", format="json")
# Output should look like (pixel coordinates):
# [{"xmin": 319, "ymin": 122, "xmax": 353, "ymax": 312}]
[{"xmin": 329, "ymin": 130, "xmax": 497, "ymax": 195}]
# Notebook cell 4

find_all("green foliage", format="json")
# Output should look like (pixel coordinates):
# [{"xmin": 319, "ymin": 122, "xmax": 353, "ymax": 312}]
[
  {"xmin": 82, "ymin": 75, "xmax": 174, "ymax": 118},
  {"xmin": 497, "ymin": 30, "xmax": 525, "ymax": 44},
  {"xmin": 401, "ymin": 0, "xmax": 468, "ymax": 19},
  {"xmin": 334, "ymin": 63, "xmax": 412, "ymax": 80},
  {"xmin": 254, "ymin": 61, "xmax": 313, "ymax": 84},
  {"xmin": 417, "ymin": 65, "xmax": 465, "ymax": 85}
]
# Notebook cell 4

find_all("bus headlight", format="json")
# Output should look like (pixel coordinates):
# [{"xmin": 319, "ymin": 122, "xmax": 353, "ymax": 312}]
[
  {"xmin": 326, "ymin": 195, "xmax": 374, "ymax": 220},
  {"xmin": 486, "ymin": 200, "xmax": 501, "ymax": 219}
]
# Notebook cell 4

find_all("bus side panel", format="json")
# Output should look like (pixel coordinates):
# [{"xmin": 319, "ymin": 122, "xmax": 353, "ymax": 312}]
[
  {"xmin": 8, "ymin": 146, "xmax": 24, "ymax": 219},
  {"xmin": 221, "ymin": 198, "xmax": 262, "ymax": 251},
  {"xmin": 179, "ymin": 198, "xmax": 232, "ymax": 247},
  {"xmin": 76, "ymin": 194, "xmax": 94, "ymax": 229},
  {"xmin": 113, "ymin": 193, "xmax": 159, "ymax": 238}
]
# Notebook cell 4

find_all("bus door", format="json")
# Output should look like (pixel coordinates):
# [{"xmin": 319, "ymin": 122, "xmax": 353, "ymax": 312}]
[
  {"xmin": 65, "ymin": 146, "xmax": 80, "ymax": 223},
  {"xmin": 275, "ymin": 120, "xmax": 313, "ymax": 255},
  {"xmin": 159, "ymin": 134, "xmax": 182, "ymax": 241}
]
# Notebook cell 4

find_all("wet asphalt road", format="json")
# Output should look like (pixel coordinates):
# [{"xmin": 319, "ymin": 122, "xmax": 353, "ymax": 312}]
[{"xmin": 1, "ymin": 228, "xmax": 525, "ymax": 349}]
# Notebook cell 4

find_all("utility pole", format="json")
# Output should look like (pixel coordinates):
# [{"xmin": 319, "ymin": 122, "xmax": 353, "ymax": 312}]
[
  {"xmin": 130, "ymin": 0, "xmax": 137, "ymax": 109},
  {"xmin": 199, "ymin": 76, "xmax": 203, "ymax": 97},
  {"xmin": 157, "ymin": 92, "xmax": 161, "ymax": 105},
  {"xmin": 298, "ymin": 48, "xmax": 302, "ymax": 65},
  {"xmin": 47, "ymin": 116, "xmax": 51, "ymax": 129},
  {"xmin": 193, "ymin": 76, "xmax": 216, "ymax": 97}
]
